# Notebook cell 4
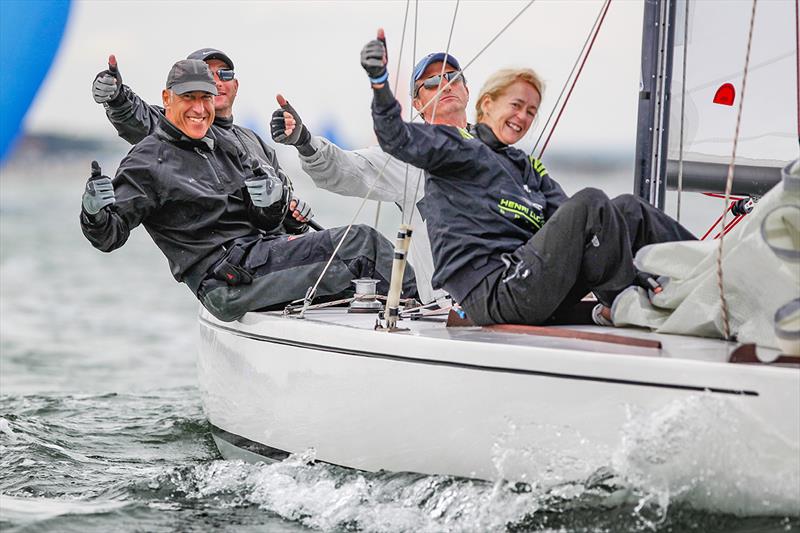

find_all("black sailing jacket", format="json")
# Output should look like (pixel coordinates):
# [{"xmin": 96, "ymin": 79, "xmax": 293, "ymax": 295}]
[
  {"xmin": 80, "ymin": 117, "xmax": 271, "ymax": 293},
  {"xmin": 101, "ymin": 85, "xmax": 307, "ymax": 235},
  {"xmin": 371, "ymin": 86, "xmax": 569, "ymax": 302}
]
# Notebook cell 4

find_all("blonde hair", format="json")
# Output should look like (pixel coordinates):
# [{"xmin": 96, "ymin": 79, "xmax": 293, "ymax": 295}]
[{"xmin": 475, "ymin": 68, "xmax": 544, "ymax": 121}]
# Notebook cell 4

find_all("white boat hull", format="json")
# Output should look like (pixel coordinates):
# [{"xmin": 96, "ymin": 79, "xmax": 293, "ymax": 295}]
[{"xmin": 197, "ymin": 307, "xmax": 800, "ymax": 484}]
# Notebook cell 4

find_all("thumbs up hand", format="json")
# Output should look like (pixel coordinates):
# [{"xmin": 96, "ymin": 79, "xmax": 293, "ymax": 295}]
[
  {"xmin": 82, "ymin": 161, "xmax": 115, "ymax": 215},
  {"xmin": 92, "ymin": 54, "xmax": 124, "ymax": 104}
]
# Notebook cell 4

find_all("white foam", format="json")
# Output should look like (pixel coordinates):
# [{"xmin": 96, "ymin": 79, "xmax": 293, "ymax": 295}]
[
  {"xmin": 612, "ymin": 393, "xmax": 800, "ymax": 516},
  {"xmin": 160, "ymin": 452, "xmax": 549, "ymax": 532},
  {"xmin": 0, "ymin": 494, "xmax": 129, "ymax": 524},
  {"xmin": 0, "ymin": 417, "xmax": 15, "ymax": 440}
]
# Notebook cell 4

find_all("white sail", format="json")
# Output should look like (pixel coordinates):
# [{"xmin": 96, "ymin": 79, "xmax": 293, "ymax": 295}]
[{"xmin": 668, "ymin": 0, "xmax": 798, "ymax": 170}]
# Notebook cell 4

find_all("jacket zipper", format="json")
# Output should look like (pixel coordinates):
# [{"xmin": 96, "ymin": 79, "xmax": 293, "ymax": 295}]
[{"xmin": 194, "ymin": 147, "xmax": 221, "ymax": 184}]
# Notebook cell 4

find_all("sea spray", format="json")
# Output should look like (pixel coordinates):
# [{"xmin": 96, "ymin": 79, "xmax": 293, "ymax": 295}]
[{"xmin": 613, "ymin": 393, "xmax": 800, "ymax": 517}]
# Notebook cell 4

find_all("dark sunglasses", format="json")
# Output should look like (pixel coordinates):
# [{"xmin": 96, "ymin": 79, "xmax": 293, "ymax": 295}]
[
  {"xmin": 217, "ymin": 69, "xmax": 235, "ymax": 82},
  {"xmin": 414, "ymin": 70, "xmax": 464, "ymax": 98}
]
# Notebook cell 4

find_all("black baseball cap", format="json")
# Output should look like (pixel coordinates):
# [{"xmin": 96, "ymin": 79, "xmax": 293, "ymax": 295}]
[
  {"xmin": 187, "ymin": 48, "xmax": 234, "ymax": 70},
  {"xmin": 166, "ymin": 59, "xmax": 218, "ymax": 95}
]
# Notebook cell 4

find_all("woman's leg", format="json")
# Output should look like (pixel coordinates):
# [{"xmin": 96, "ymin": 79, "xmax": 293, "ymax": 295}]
[{"xmin": 461, "ymin": 188, "xmax": 637, "ymax": 325}]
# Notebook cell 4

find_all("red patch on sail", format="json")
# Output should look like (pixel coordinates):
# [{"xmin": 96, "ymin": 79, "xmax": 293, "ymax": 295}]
[{"xmin": 713, "ymin": 83, "xmax": 735, "ymax": 106}]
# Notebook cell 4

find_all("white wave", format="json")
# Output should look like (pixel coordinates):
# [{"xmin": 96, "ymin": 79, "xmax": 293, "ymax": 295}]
[
  {"xmin": 0, "ymin": 418, "xmax": 15, "ymax": 440},
  {"xmin": 0, "ymin": 494, "xmax": 129, "ymax": 524},
  {"xmin": 161, "ymin": 452, "xmax": 548, "ymax": 533},
  {"xmin": 612, "ymin": 393, "xmax": 800, "ymax": 517}
]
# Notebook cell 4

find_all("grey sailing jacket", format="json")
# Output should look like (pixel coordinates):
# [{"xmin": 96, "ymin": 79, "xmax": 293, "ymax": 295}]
[{"xmin": 298, "ymin": 135, "xmax": 445, "ymax": 304}]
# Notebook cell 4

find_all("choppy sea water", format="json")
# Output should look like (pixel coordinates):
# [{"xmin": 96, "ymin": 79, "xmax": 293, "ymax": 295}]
[{"xmin": 1, "ymin": 148, "xmax": 798, "ymax": 532}]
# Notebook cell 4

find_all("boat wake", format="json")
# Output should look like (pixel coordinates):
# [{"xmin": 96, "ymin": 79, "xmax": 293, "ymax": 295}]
[{"xmin": 1, "ymin": 389, "xmax": 797, "ymax": 532}]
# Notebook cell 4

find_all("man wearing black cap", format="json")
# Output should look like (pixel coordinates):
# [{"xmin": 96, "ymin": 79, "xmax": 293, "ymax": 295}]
[
  {"xmin": 91, "ymin": 49, "xmax": 312, "ymax": 226},
  {"xmin": 269, "ymin": 42, "xmax": 469, "ymax": 305},
  {"xmin": 82, "ymin": 59, "xmax": 415, "ymax": 323}
]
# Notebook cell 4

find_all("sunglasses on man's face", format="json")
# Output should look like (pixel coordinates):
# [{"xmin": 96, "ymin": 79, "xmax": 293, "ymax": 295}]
[
  {"xmin": 414, "ymin": 70, "xmax": 463, "ymax": 98},
  {"xmin": 216, "ymin": 69, "xmax": 235, "ymax": 82}
]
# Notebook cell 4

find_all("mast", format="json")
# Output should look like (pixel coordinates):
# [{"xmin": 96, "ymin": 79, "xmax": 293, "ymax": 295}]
[{"xmin": 633, "ymin": 0, "xmax": 676, "ymax": 209}]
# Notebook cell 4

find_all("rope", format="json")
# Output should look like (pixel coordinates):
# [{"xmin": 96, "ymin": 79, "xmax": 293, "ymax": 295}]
[
  {"xmin": 531, "ymin": 0, "xmax": 610, "ymax": 156},
  {"xmin": 536, "ymin": 0, "xmax": 612, "ymax": 158},
  {"xmin": 676, "ymin": 0, "xmax": 690, "ymax": 222},
  {"xmin": 701, "ymin": 199, "xmax": 738, "ymax": 240},
  {"xmin": 716, "ymin": 0, "xmax": 758, "ymax": 340}
]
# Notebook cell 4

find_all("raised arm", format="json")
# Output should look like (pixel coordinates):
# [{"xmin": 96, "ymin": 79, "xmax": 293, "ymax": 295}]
[
  {"xmin": 91, "ymin": 55, "xmax": 164, "ymax": 145},
  {"xmin": 271, "ymin": 94, "xmax": 412, "ymax": 202},
  {"xmin": 361, "ymin": 30, "xmax": 472, "ymax": 175}
]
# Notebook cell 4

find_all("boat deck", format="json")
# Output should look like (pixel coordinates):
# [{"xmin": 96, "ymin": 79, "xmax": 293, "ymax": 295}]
[{"xmin": 233, "ymin": 307, "xmax": 782, "ymax": 365}]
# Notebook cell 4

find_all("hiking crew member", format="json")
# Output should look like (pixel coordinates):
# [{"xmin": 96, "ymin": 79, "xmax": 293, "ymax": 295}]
[
  {"xmin": 81, "ymin": 59, "xmax": 414, "ymax": 322},
  {"xmin": 92, "ymin": 48, "xmax": 312, "ymax": 227},
  {"xmin": 362, "ymin": 32, "xmax": 695, "ymax": 326},
  {"xmin": 270, "ymin": 48, "xmax": 470, "ymax": 305}
]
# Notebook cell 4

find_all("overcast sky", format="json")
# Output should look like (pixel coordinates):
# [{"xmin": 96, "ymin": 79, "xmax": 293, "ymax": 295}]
[{"xmin": 27, "ymin": 0, "xmax": 646, "ymax": 152}]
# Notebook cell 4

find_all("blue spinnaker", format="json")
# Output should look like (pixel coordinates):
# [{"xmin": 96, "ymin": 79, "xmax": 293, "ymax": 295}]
[{"xmin": 0, "ymin": 0, "xmax": 71, "ymax": 164}]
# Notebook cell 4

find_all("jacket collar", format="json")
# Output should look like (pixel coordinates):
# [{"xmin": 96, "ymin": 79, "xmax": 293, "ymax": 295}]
[
  {"xmin": 213, "ymin": 115, "xmax": 234, "ymax": 130},
  {"xmin": 471, "ymin": 123, "xmax": 507, "ymax": 152},
  {"xmin": 157, "ymin": 115, "xmax": 215, "ymax": 152}
]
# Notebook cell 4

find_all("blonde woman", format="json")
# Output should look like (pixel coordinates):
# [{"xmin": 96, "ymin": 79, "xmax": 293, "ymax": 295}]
[{"xmin": 361, "ymin": 32, "xmax": 694, "ymax": 326}]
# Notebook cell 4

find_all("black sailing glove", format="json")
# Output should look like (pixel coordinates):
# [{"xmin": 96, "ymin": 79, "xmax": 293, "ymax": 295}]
[
  {"xmin": 283, "ymin": 197, "xmax": 313, "ymax": 234},
  {"xmin": 360, "ymin": 28, "xmax": 388, "ymax": 84},
  {"xmin": 82, "ymin": 161, "xmax": 115, "ymax": 218},
  {"xmin": 290, "ymin": 197, "xmax": 313, "ymax": 222},
  {"xmin": 92, "ymin": 55, "xmax": 124, "ymax": 105},
  {"xmin": 270, "ymin": 94, "xmax": 314, "ymax": 156}
]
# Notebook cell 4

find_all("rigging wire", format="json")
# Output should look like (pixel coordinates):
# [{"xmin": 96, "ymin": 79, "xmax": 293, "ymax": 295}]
[
  {"xmin": 401, "ymin": 0, "xmax": 419, "ymax": 226},
  {"xmin": 531, "ymin": 0, "xmax": 609, "ymax": 156},
  {"xmin": 408, "ymin": 0, "xmax": 461, "ymax": 227},
  {"xmin": 299, "ymin": 0, "xmax": 535, "ymax": 313},
  {"xmin": 378, "ymin": 0, "xmax": 413, "ymax": 230},
  {"xmin": 675, "ymin": 0, "xmax": 690, "ymax": 223},
  {"xmin": 429, "ymin": 0, "xmax": 461, "ymax": 126},
  {"xmin": 535, "ymin": 0, "xmax": 612, "ymax": 158},
  {"xmin": 716, "ymin": 0, "xmax": 758, "ymax": 340},
  {"xmin": 411, "ymin": 0, "xmax": 536, "ymax": 121},
  {"xmin": 297, "ymin": 4, "xmax": 417, "ymax": 314}
]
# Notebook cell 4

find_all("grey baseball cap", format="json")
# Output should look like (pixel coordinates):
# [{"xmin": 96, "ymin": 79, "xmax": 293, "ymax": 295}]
[
  {"xmin": 166, "ymin": 59, "xmax": 218, "ymax": 95},
  {"xmin": 187, "ymin": 48, "xmax": 234, "ymax": 70}
]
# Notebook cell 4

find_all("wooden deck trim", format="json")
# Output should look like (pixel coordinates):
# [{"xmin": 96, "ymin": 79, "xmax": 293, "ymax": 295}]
[{"xmin": 484, "ymin": 324, "xmax": 662, "ymax": 350}]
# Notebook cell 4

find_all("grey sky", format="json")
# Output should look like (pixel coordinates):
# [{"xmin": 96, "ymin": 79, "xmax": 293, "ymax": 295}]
[{"xmin": 27, "ymin": 0, "xmax": 645, "ymax": 152}]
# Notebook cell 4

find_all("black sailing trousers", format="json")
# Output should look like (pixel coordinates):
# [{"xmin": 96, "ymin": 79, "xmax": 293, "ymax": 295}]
[
  {"xmin": 460, "ymin": 188, "xmax": 695, "ymax": 326},
  {"xmin": 198, "ymin": 224, "xmax": 416, "ymax": 322}
]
